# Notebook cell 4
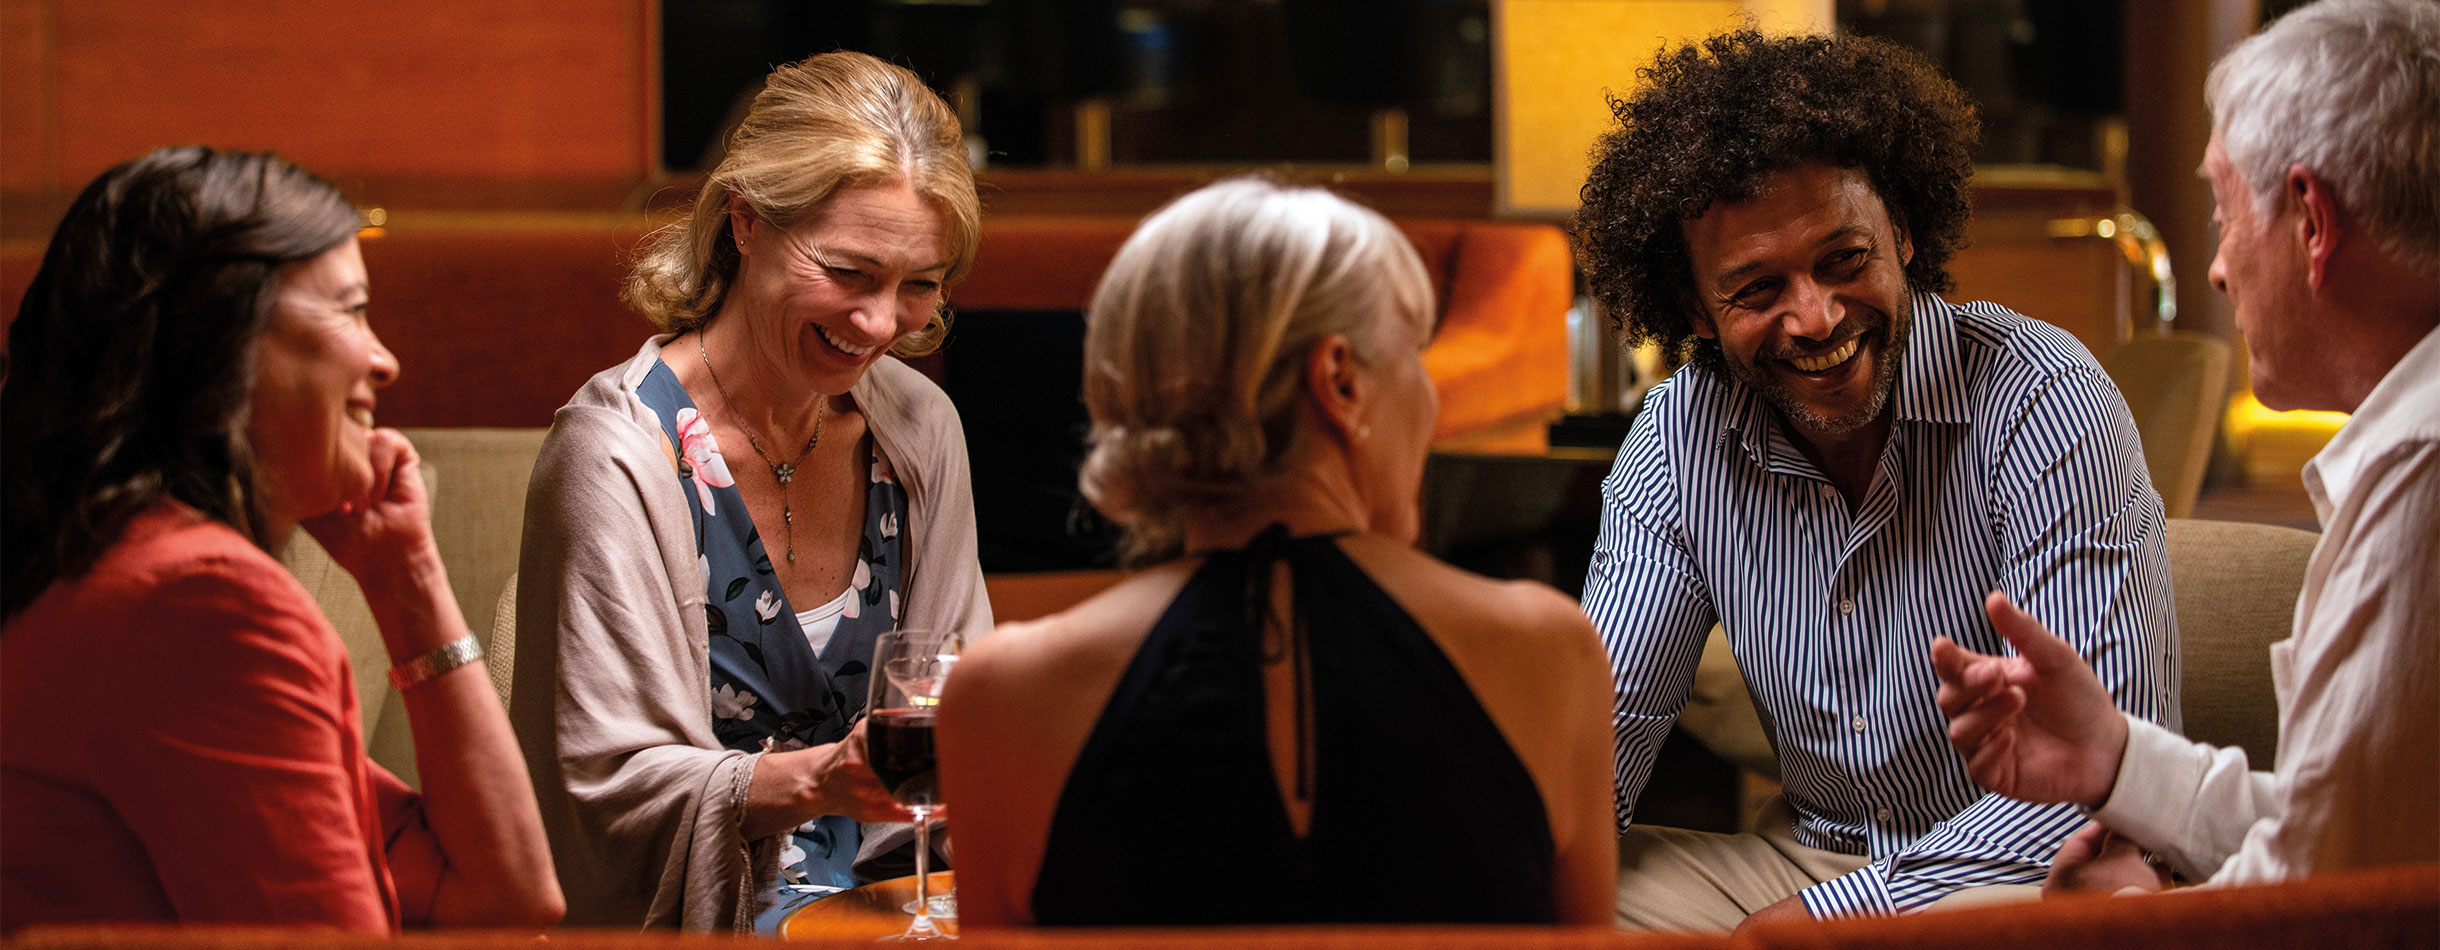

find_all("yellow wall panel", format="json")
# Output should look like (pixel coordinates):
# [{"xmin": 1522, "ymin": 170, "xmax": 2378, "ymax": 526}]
[{"xmin": 1494, "ymin": 0, "xmax": 1830, "ymax": 218}]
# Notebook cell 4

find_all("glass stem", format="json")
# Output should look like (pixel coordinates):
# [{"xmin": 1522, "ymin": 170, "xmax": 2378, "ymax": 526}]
[{"xmin": 907, "ymin": 806, "xmax": 938, "ymax": 937}]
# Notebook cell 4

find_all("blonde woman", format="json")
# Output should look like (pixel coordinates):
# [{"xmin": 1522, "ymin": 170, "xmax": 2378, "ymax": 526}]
[
  {"xmin": 937, "ymin": 179, "xmax": 1617, "ymax": 927},
  {"xmin": 513, "ymin": 51, "xmax": 990, "ymax": 930}
]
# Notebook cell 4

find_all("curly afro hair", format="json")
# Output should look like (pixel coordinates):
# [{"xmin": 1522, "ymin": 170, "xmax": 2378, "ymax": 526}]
[{"xmin": 1571, "ymin": 30, "xmax": 1978, "ymax": 366}]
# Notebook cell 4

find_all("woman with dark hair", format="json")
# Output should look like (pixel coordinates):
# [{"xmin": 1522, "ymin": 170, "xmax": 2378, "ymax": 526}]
[{"xmin": 0, "ymin": 146, "xmax": 561, "ymax": 931}]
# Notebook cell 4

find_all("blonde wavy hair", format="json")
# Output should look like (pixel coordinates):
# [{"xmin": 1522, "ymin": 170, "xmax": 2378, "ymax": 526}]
[
  {"xmin": 1079, "ymin": 178, "xmax": 1433, "ymax": 558},
  {"xmin": 624, "ymin": 51, "xmax": 981, "ymax": 355}
]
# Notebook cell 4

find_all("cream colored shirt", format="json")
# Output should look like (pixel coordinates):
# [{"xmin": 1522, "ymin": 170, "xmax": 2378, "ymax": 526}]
[{"xmin": 2095, "ymin": 325, "xmax": 2440, "ymax": 885}]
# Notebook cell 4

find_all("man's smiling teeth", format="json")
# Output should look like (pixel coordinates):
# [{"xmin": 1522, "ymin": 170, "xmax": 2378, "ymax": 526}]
[
  {"xmin": 1788, "ymin": 337, "xmax": 1860, "ymax": 373},
  {"xmin": 817, "ymin": 324, "xmax": 876, "ymax": 357}
]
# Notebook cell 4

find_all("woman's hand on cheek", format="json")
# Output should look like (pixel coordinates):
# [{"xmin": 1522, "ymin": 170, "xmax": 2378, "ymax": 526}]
[{"xmin": 303, "ymin": 428, "xmax": 443, "ymax": 594}]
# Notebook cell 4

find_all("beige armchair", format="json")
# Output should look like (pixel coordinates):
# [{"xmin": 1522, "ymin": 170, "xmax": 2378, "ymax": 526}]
[
  {"xmin": 2103, "ymin": 332, "xmax": 2233, "ymax": 519},
  {"xmin": 398, "ymin": 427, "xmax": 550, "ymax": 644},
  {"xmin": 2166, "ymin": 517, "xmax": 2318, "ymax": 763},
  {"xmin": 278, "ymin": 427, "xmax": 551, "ymax": 784}
]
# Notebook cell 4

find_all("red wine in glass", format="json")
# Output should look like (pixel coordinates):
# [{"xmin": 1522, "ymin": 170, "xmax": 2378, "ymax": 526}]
[
  {"xmin": 868, "ymin": 707, "xmax": 938, "ymax": 808},
  {"xmin": 869, "ymin": 629, "xmax": 960, "ymax": 940}
]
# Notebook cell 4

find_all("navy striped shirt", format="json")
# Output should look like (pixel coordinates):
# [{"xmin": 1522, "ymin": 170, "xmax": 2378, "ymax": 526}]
[{"xmin": 1583, "ymin": 293, "xmax": 2180, "ymax": 916}]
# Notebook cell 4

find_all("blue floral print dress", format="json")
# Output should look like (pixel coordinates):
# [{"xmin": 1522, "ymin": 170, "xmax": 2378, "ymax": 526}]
[{"xmin": 636, "ymin": 360, "xmax": 909, "ymax": 904}]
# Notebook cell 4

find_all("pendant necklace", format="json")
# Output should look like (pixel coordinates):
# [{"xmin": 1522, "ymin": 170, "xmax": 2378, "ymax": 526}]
[{"xmin": 698, "ymin": 330, "xmax": 825, "ymax": 563}]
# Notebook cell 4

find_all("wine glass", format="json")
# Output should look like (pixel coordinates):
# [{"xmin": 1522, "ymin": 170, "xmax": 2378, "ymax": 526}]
[
  {"xmin": 883, "ymin": 639, "xmax": 958, "ymax": 922},
  {"xmin": 866, "ymin": 628, "xmax": 960, "ymax": 941}
]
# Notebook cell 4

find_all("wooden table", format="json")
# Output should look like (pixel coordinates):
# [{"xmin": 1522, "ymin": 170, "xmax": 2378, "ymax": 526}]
[{"xmin": 781, "ymin": 871, "xmax": 957, "ymax": 940}]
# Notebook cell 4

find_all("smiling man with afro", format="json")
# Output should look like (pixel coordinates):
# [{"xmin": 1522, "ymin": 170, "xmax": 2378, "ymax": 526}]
[
  {"xmin": 1570, "ymin": 29, "xmax": 2178, "ymax": 932},
  {"xmin": 1576, "ymin": 30, "xmax": 1976, "ymax": 368}
]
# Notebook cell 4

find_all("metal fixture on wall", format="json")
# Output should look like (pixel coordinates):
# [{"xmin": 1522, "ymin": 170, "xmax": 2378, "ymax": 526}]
[
  {"xmin": 2048, "ymin": 208, "xmax": 2178, "ymax": 335},
  {"xmin": 1074, "ymin": 99, "xmax": 1113, "ymax": 172},
  {"xmin": 1371, "ymin": 108, "xmax": 1412, "ymax": 174}
]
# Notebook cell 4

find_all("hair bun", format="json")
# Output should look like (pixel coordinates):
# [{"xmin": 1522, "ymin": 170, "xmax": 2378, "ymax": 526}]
[{"xmin": 1076, "ymin": 177, "xmax": 1434, "ymax": 562}]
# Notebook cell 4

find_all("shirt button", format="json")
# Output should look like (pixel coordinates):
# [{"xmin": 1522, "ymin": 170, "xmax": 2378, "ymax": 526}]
[
  {"xmin": 1876, "ymin": 807, "xmax": 1895, "ymax": 823},
  {"xmin": 1850, "ymin": 715, "xmax": 1868, "ymax": 733},
  {"xmin": 1838, "ymin": 598, "xmax": 1856, "ymax": 615}
]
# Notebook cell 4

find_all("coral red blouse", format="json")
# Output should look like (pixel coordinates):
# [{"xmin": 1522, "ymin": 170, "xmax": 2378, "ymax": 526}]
[{"xmin": 1, "ymin": 503, "xmax": 432, "ymax": 932}]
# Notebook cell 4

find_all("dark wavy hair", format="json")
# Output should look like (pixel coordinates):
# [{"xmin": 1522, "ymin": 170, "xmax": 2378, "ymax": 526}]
[
  {"xmin": 2, "ymin": 146, "xmax": 361, "ymax": 619},
  {"xmin": 1571, "ymin": 30, "xmax": 1979, "ymax": 366}
]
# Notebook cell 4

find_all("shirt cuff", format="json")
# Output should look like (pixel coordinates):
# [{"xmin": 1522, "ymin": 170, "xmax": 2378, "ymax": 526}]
[
  {"xmin": 2092, "ymin": 713, "xmax": 2236, "ymax": 880},
  {"xmin": 1799, "ymin": 862, "xmax": 1898, "ymax": 919},
  {"xmin": 2093, "ymin": 714, "xmax": 2199, "ymax": 831}
]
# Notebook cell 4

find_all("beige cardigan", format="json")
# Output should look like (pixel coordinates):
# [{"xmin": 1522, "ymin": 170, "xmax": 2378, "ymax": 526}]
[{"xmin": 511, "ymin": 337, "xmax": 992, "ymax": 930}]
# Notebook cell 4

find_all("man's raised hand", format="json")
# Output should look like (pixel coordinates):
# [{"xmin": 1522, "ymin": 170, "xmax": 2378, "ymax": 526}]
[{"xmin": 1927, "ymin": 592, "xmax": 2129, "ymax": 808}]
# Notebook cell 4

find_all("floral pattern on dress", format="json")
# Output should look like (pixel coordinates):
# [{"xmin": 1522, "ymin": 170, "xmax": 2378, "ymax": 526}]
[
  {"xmin": 672, "ymin": 407, "xmax": 735, "ymax": 516},
  {"xmin": 712, "ymin": 683, "xmax": 759, "ymax": 721},
  {"xmin": 634, "ymin": 358, "xmax": 912, "ymax": 894},
  {"xmin": 842, "ymin": 558, "xmax": 871, "ymax": 620}
]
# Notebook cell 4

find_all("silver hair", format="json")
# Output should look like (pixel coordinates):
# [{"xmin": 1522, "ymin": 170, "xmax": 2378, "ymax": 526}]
[
  {"xmin": 2207, "ymin": 0, "xmax": 2440, "ymax": 277},
  {"xmin": 1077, "ymin": 178, "xmax": 1435, "ymax": 559}
]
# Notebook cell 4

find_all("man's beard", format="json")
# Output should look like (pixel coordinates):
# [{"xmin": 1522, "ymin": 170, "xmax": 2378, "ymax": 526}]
[{"xmin": 1724, "ymin": 295, "xmax": 1911, "ymax": 439}]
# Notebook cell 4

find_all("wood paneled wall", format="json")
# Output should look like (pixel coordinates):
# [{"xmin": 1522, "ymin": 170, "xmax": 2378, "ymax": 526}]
[{"xmin": 0, "ymin": 0, "xmax": 657, "ymax": 233}]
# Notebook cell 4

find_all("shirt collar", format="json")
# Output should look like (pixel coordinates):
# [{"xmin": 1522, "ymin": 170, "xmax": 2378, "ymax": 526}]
[
  {"xmin": 2303, "ymin": 322, "xmax": 2440, "ymax": 517},
  {"xmin": 1718, "ymin": 291, "xmax": 1970, "ymax": 467},
  {"xmin": 1891, "ymin": 291, "xmax": 1974, "ymax": 426},
  {"xmin": 1719, "ymin": 371, "xmax": 1774, "ymax": 465}
]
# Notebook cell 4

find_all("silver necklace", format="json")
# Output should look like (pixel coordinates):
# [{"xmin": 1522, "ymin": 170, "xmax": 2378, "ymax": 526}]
[{"xmin": 698, "ymin": 331, "xmax": 825, "ymax": 563}]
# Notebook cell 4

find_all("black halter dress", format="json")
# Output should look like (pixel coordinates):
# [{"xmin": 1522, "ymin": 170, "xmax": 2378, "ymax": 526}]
[{"xmin": 1029, "ymin": 528, "xmax": 1556, "ymax": 925}]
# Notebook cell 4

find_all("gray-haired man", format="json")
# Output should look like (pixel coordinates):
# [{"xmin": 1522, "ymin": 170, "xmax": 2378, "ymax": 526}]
[{"xmin": 1933, "ymin": 0, "xmax": 2440, "ymax": 891}]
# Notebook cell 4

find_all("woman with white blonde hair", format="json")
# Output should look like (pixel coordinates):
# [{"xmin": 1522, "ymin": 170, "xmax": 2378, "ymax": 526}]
[
  {"xmin": 937, "ymin": 178, "xmax": 1618, "ymax": 927},
  {"xmin": 514, "ymin": 51, "xmax": 991, "ymax": 930}
]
